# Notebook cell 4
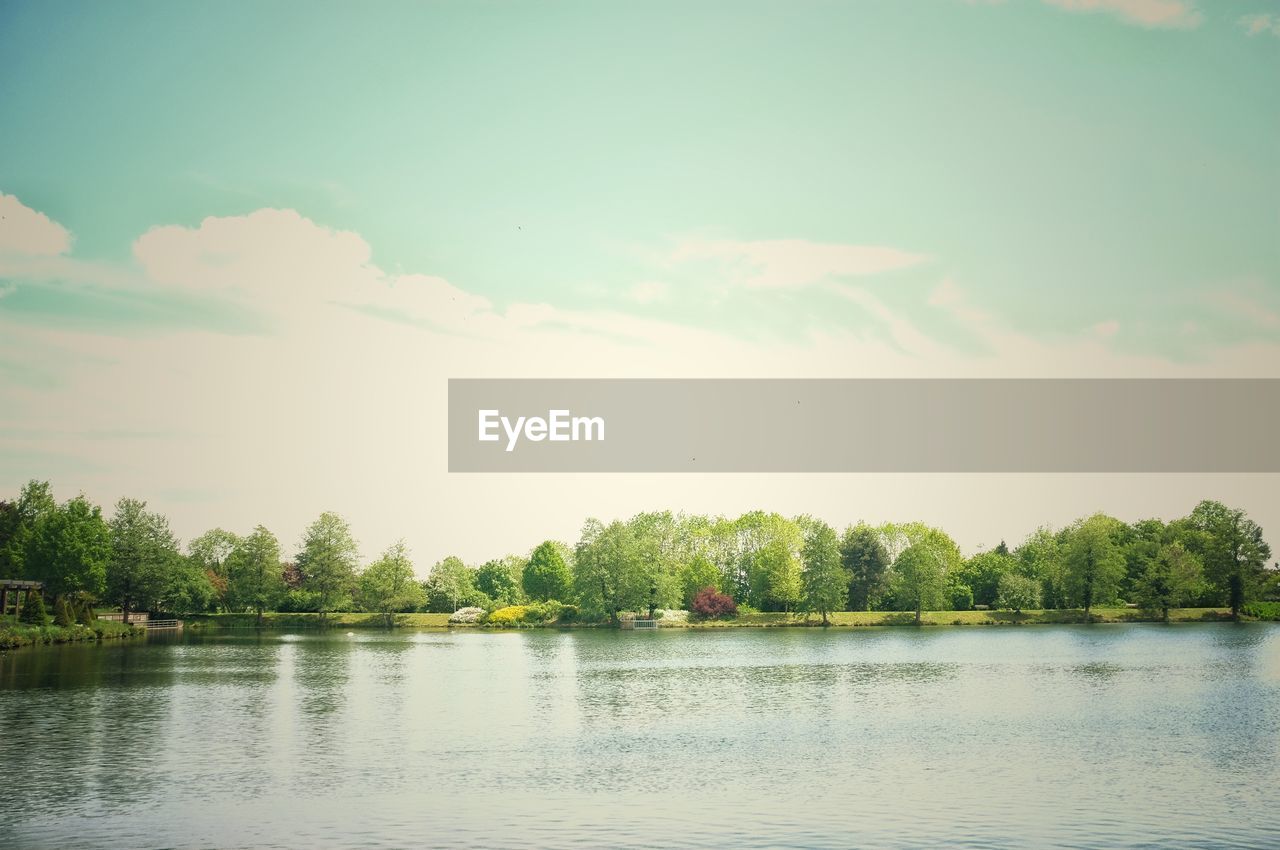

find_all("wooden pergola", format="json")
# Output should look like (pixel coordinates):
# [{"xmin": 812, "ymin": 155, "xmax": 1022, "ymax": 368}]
[{"xmin": 0, "ymin": 579, "xmax": 44, "ymax": 618}]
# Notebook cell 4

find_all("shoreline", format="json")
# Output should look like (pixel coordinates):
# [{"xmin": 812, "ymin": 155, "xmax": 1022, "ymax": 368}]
[
  {"xmin": 0, "ymin": 619, "xmax": 147, "ymax": 650},
  {"xmin": 180, "ymin": 606, "xmax": 1268, "ymax": 633}
]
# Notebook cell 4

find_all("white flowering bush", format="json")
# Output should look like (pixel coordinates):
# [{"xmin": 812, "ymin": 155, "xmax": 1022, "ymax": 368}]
[{"xmin": 449, "ymin": 606, "xmax": 486, "ymax": 624}]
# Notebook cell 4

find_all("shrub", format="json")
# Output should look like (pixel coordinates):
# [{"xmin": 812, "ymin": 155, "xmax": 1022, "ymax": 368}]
[
  {"xmin": 19, "ymin": 591, "xmax": 48, "ymax": 626},
  {"xmin": 525, "ymin": 599, "xmax": 565, "ymax": 623},
  {"xmin": 77, "ymin": 601, "xmax": 96, "ymax": 626},
  {"xmin": 448, "ymin": 607, "xmax": 486, "ymax": 624},
  {"xmin": 485, "ymin": 605, "xmax": 529, "ymax": 626},
  {"xmin": 558, "ymin": 603, "xmax": 579, "ymax": 622},
  {"xmin": 997, "ymin": 573, "xmax": 1042, "ymax": 613},
  {"xmin": 690, "ymin": 587, "xmax": 737, "ymax": 620},
  {"xmin": 1243, "ymin": 601, "xmax": 1280, "ymax": 621},
  {"xmin": 949, "ymin": 584, "xmax": 974, "ymax": 612},
  {"xmin": 53, "ymin": 596, "xmax": 74, "ymax": 627}
]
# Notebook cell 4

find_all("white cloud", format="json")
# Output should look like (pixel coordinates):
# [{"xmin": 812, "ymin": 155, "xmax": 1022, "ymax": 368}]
[
  {"xmin": 1042, "ymin": 0, "xmax": 1202, "ymax": 28},
  {"xmin": 1239, "ymin": 13, "xmax": 1280, "ymax": 37},
  {"xmin": 670, "ymin": 237, "xmax": 927, "ymax": 289},
  {"xmin": 4, "ymin": 201, "xmax": 1280, "ymax": 573},
  {"xmin": 0, "ymin": 192, "xmax": 73, "ymax": 257}
]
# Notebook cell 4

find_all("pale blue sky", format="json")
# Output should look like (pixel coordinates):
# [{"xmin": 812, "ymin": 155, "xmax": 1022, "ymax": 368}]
[{"xmin": 2, "ymin": 0, "xmax": 1277, "ymax": 356}]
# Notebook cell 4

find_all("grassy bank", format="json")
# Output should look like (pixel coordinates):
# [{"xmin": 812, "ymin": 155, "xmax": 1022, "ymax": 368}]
[
  {"xmin": 186, "ymin": 612, "xmax": 453, "ymax": 630},
  {"xmin": 0, "ymin": 616, "xmax": 145, "ymax": 649},
  {"xmin": 678, "ymin": 607, "xmax": 1238, "ymax": 628}
]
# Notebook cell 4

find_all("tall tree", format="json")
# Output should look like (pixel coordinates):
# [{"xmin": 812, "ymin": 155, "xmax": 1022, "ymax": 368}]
[
  {"xmin": 23, "ymin": 494, "xmax": 111, "ymax": 601},
  {"xmin": 106, "ymin": 498, "xmax": 181, "ymax": 621},
  {"xmin": 1134, "ymin": 541, "xmax": 1203, "ymax": 621},
  {"xmin": 189, "ymin": 528, "xmax": 239, "ymax": 611},
  {"xmin": 801, "ymin": 519, "xmax": 847, "ymax": 624},
  {"xmin": 228, "ymin": 525, "xmax": 285, "ymax": 622},
  {"xmin": 891, "ymin": 544, "xmax": 947, "ymax": 625},
  {"xmin": 424, "ymin": 555, "xmax": 476, "ymax": 612},
  {"xmin": 1062, "ymin": 513, "xmax": 1126, "ymax": 615},
  {"xmin": 1, "ymin": 480, "xmax": 57, "ymax": 579},
  {"xmin": 523, "ymin": 540, "xmax": 573, "ymax": 602},
  {"xmin": 474, "ymin": 556, "xmax": 525, "ymax": 606},
  {"xmin": 841, "ymin": 523, "xmax": 890, "ymax": 611},
  {"xmin": 955, "ymin": 550, "xmax": 1015, "ymax": 608},
  {"xmin": 1188, "ymin": 500, "xmax": 1271, "ymax": 618},
  {"xmin": 678, "ymin": 554, "xmax": 721, "ymax": 608},
  {"xmin": 295, "ymin": 511, "xmax": 359, "ymax": 620},
  {"xmin": 359, "ymin": 541, "xmax": 426, "ymax": 626}
]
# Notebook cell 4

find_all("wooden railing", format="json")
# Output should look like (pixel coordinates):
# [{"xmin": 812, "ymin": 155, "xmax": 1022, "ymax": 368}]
[{"xmin": 142, "ymin": 619, "xmax": 182, "ymax": 630}]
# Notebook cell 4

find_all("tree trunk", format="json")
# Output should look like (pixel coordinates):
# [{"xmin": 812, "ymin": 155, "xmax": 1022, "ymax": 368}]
[
  {"xmin": 122, "ymin": 601, "xmax": 131, "ymax": 624},
  {"xmin": 915, "ymin": 603, "xmax": 922, "ymax": 625},
  {"xmin": 821, "ymin": 610, "xmax": 830, "ymax": 626}
]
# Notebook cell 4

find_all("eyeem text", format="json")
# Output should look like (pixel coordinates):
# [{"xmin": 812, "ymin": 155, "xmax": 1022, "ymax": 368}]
[{"xmin": 478, "ymin": 409, "xmax": 605, "ymax": 452}]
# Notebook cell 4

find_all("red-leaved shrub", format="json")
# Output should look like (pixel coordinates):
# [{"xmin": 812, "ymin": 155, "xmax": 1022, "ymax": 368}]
[{"xmin": 690, "ymin": 586, "xmax": 737, "ymax": 620}]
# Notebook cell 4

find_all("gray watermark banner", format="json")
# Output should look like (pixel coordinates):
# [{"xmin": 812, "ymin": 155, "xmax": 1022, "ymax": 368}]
[{"xmin": 448, "ymin": 379, "xmax": 1280, "ymax": 473}]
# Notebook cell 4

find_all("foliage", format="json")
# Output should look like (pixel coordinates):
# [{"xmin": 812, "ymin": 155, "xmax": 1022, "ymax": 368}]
[
  {"xmin": 955, "ymin": 550, "xmax": 1015, "ymax": 608},
  {"xmin": 996, "ymin": 572, "xmax": 1041, "ymax": 613},
  {"xmin": 475, "ymin": 556, "xmax": 525, "ymax": 606},
  {"xmin": 226, "ymin": 525, "xmax": 285, "ymax": 617},
  {"xmin": 679, "ymin": 554, "xmax": 721, "ymax": 608},
  {"xmin": 948, "ymin": 583, "xmax": 974, "ymax": 612},
  {"xmin": 449, "ymin": 606, "xmax": 486, "ymax": 624},
  {"xmin": 188, "ymin": 528, "xmax": 239, "ymax": 611},
  {"xmin": 485, "ymin": 605, "xmax": 529, "ymax": 626},
  {"xmin": 53, "ymin": 596, "xmax": 74, "ymax": 627},
  {"xmin": 1062, "ymin": 513, "xmax": 1127, "ymax": 613},
  {"xmin": 1188, "ymin": 500, "xmax": 1271, "ymax": 618},
  {"xmin": 359, "ymin": 540, "xmax": 426, "ymax": 625},
  {"xmin": 106, "ymin": 497, "xmax": 182, "ymax": 619},
  {"xmin": 19, "ymin": 590, "xmax": 48, "ymax": 625},
  {"xmin": 1134, "ymin": 541, "xmax": 1203, "ymax": 620},
  {"xmin": 799, "ymin": 518, "xmax": 847, "ymax": 624},
  {"xmin": 1242, "ymin": 601, "xmax": 1280, "ymax": 621},
  {"xmin": 524, "ymin": 599, "xmax": 566, "ymax": 623},
  {"xmin": 841, "ymin": 523, "xmax": 890, "ymax": 611},
  {"xmin": 295, "ymin": 511, "xmax": 359, "ymax": 616},
  {"xmin": 23, "ymin": 494, "xmax": 111, "ymax": 600},
  {"xmin": 886, "ymin": 525, "xmax": 962, "ymax": 623},
  {"xmin": 690, "ymin": 586, "xmax": 737, "ymax": 620},
  {"xmin": 424, "ymin": 555, "xmax": 477, "ymax": 613},
  {"xmin": 523, "ymin": 540, "xmax": 574, "ymax": 603},
  {"xmin": 0, "ymin": 480, "xmax": 56, "ymax": 579}
]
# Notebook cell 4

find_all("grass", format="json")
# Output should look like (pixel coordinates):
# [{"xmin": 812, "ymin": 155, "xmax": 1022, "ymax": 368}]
[
  {"xmin": 677, "ymin": 607, "xmax": 1238, "ymax": 628},
  {"xmin": 185, "ymin": 611, "xmax": 453, "ymax": 630},
  {"xmin": 0, "ymin": 615, "xmax": 144, "ymax": 649}
]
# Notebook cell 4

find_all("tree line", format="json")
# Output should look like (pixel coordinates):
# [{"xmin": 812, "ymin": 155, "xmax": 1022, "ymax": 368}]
[{"xmin": 1, "ymin": 479, "xmax": 1275, "ymax": 624}]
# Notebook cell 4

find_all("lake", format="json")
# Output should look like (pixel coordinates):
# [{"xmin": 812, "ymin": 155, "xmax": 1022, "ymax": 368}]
[{"xmin": 2, "ymin": 624, "xmax": 1278, "ymax": 849}]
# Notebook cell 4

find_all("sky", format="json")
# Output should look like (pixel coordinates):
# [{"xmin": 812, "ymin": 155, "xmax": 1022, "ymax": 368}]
[{"xmin": 1, "ymin": 0, "xmax": 1278, "ymax": 571}]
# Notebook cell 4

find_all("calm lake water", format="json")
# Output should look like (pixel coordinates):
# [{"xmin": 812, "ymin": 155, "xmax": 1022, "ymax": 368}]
[{"xmin": 2, "ymin": 624, "xmax": 1279, "ymax": 849}]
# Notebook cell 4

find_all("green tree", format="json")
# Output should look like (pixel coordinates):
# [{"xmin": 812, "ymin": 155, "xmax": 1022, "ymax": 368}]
[
  {"xmin": 523, "ymin": 540, "xmax": 573, "ymax": 602},
  {"xmin": 679, "ymin": 554, "xmax": 721, "ymax": 608},
  {"xmin": 1015, "ymin": 527, "xmax": 1066, "ymax": 608},
  {"xmin": 359, "ymin": 541, "xmax": 426, "ymax": 626},
  {"xmin": 1134, "ymin": 541, "xmax": 1203, "ymax": 621},
  {"xmin": 106, "ymin": 498, "xmax": 181, "ymax": 622},
  {"xmin": 19, "ymin": 588, "xmax": 48, "ymax": 625},
  {"xmin": 23, "ymin": 495, "xmax": 110, "ymax": 601},
  {"xmin": 189, "ymin": 528, "xmax": 239, "ymax": 611},
  {"xmin": 841, "ymin": 523, "xmax": 890, "ymax": 611},
  {"xmin": 295, "ymin": 511, "xmax": 359, "ymax": 620},
  {"xmin": 1, "ymin": 480, "xmax": 56, "ymax": 579},
  {"xmin": 801, "ymin": 519, "xmax": 847, "ymax": 624},
  {"xmin": 955, "ymin": 550, "xmax": 1015, "ymax": 608},
  {"xmin": 425, "ymin": 555, "xmax": 477, "ymax": 612},
  {"xmin": 1188, "ymin": 500, "xmax": 1271, "ymax": 619},
  {"xmin": 890, "ymin": 543, "xmax": 949, "ymax": 624},
  {"xmin": 996, "ymin": 572, "xmax": 1041, "ymax": 613},
  {"xmin": 1062, "ymin": 513, "xmax": 1126, "ymax": 615},
  {"xmin": 475, "ymin": 556, "xmax": 525, "ymax": 606},
  {"xmin": 227, "ymin": 525, "xmax": 284, "ymax": 623}
]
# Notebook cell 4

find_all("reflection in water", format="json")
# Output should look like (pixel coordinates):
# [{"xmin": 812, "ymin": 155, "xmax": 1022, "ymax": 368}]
[{"xmin": 0, "ymin": 624, "xmax": 1278, "ymax": 849}]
